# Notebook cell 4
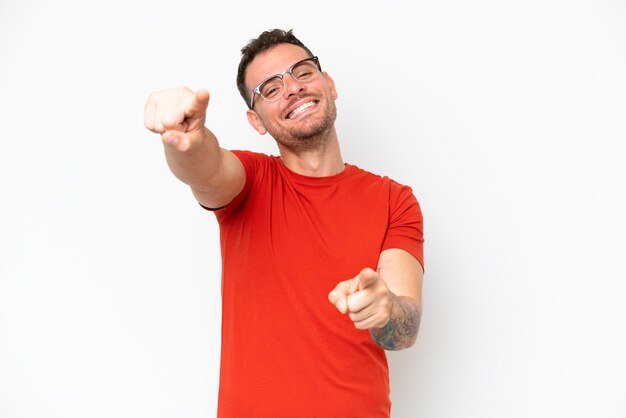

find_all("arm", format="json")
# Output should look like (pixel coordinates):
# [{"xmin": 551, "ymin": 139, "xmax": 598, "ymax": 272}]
[
  {"xmin": 328, "ymin": 248, "xmax": 423, "ymax": 350},
  {"xmin": 369, "ymin": 248, "xmax": 423, "ymax": 350},
  {"xmin": 144, "ymin": 87, "xmax": 245, "ymax": 208}
]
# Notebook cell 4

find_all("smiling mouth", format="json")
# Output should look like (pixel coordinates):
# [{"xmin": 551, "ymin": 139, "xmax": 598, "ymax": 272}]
[{"xmin": 287, "ymin": 100, "xmax": 317, "ymax": 119}]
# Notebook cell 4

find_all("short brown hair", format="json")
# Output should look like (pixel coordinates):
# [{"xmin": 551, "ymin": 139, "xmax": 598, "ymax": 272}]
[{"xmin": 236, "ymin": 29, "xmax": 314, "ymax": 108}]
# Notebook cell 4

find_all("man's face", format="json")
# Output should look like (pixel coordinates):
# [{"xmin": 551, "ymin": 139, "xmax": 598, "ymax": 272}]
[{"xmin": 245, "ymin": 43, "xmax": 338, "ymax": 152}]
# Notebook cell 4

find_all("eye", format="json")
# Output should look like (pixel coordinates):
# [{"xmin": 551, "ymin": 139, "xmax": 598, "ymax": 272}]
[
  {"xmin": 293, "ymin": 62, "xmax": 317, "ymax": 80},
  {"xmin": 264, "ymin": 86, "xmax": 280, "ymax": 98},
  {"xmin": 260, "ymin": 78, "xmax": 283, "ymax": 99},
  {"xmin": 294, "ymin": 70, "xmax": 313, "ymax": 80}
]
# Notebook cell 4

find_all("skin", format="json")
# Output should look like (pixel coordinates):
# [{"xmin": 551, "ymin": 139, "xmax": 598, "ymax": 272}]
[
  {"xmin": 143, "ymin": 43, "xmax": 423, "ymax": 350},
  {"xmin": 328, "ymin": 249, "xmax": 423, "ymax": 350},
  {"xmin": 245, "ymin": 44, "xmax": 343, "ymax": 177}
]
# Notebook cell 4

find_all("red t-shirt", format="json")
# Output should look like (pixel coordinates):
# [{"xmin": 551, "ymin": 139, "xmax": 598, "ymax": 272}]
[{"xmin": 210, "ymin": 151, "xmax": 424, "ymax": 417}]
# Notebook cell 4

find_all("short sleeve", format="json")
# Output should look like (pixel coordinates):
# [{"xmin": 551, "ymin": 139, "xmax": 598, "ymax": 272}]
[
  {"xmin": 381, "ymin": 181, "xmax": 424, "ymax": 270},
  {"xmin": 200, "ymin": 150, "xmax": 258, "ymax": 223}
]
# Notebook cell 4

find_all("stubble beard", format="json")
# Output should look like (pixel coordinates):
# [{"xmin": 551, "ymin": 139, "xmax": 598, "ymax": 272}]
[{"xmin": 268, "ymin": 96, "xmax": 337, "ymax": 154}]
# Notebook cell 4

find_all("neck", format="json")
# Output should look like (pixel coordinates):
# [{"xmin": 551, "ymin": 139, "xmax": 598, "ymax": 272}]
[{"xmin": 278, "ymin": 126, "xmax": 344, "ymax": 177}]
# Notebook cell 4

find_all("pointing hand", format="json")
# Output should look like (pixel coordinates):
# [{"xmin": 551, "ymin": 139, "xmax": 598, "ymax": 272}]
[
  {"xmin": 328, "ymin": 268, "xmax": 392, "ymax": 330},
  {"xmin": 144, "ymin": 87, "xmax": 210, "ymax": 152}
]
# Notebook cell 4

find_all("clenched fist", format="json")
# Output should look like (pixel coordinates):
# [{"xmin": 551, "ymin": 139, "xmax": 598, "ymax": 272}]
[{"xmin": 144, "ymin": 87, "xmax": 210, "ymax": 152}]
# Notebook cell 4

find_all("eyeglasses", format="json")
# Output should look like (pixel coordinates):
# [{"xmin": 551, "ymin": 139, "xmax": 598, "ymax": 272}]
[{"xmin": 249, "ymin": 56, "xmax": 321, "ymax": 109}]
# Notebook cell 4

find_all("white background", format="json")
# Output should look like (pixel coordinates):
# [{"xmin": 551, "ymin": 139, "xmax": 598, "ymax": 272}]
[{"xmin": 1, "ymin": 1, "xmax": 625, "ymax": 417}]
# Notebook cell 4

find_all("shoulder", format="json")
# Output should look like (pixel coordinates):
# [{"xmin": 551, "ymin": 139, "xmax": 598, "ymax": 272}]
[
  {"xmin": 229, "ymin": 150, "xmax": 282, "ymax": 177},
  {"xmin": 344, "ymin": 163, "xmax": 387, "ymax": 185},
  {"xmin": 346, "ymin": 164, "xmax": 422, "ymax": 220},
  {"xmin": 346, "ymin": 164, "xmax": 415, "ymax": 195},
  {"xmin": 230, "ymin": 150, "xmax": 273, "ymax": 165}
]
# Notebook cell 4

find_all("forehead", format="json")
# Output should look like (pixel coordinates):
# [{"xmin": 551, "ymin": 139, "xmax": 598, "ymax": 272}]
[{"xmin": 245, "ymin": 43, "xmax": 311, "ymax": 90}]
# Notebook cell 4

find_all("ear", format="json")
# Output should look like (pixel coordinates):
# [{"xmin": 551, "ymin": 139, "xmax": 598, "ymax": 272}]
[
  {"xmin": 322, "ymin": 71, "xmax": 339, "ymax": 100},
  {"xmin": 246, "ymin": 109, "xmax": 268, "ymax": 135}
]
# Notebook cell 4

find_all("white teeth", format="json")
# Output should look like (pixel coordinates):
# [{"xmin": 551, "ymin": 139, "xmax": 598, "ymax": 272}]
[{"xmin": 288, "ymin": 101, "xmax": 315, "ymax": 119}]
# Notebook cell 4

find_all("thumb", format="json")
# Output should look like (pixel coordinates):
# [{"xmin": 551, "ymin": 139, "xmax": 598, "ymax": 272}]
[
  {"xmin": 162, "ymin": 130, "xmax": 194, "ymax": 152},
  {"xmin": 328, "ymin": 281, "xmax": 350, "ymax": 314},
  {"xmin": 354, "ymin": 268, "xmax": 379, "ymax": 292}
]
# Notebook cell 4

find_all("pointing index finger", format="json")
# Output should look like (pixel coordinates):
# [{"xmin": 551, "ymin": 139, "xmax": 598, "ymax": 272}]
[{"xmin": 185, "ymin": 89, "xmax": 210, "ymax": 118}]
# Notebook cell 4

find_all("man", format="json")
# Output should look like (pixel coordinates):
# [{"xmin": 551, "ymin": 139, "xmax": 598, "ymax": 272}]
[{"xmin": 144, "ymin": 29, "xmax": 424, "ymax": 417}]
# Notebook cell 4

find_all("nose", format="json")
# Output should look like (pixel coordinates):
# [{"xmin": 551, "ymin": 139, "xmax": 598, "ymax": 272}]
[{"xmin": 283, "ymin": 74, "xmax": 305, "ymax": 98}]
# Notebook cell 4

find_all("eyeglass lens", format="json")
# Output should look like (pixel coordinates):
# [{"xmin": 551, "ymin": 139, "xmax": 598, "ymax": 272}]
[{"xmin": 259, "ymin": 60, "xmax": 319, "ymax": 101}]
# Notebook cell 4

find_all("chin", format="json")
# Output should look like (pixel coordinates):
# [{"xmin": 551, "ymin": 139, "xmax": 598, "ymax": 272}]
[{"xmin": 267, "ymin": 98, "xmax": 337, "ymax": 150}]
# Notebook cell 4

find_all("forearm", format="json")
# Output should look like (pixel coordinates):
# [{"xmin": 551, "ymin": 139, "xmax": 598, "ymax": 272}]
[
  {"xmin": 163, "ymin": 127, "xmax": 223, "ymax": 191},
  {"xmin": 370, "ymin": 293, "xmax": 420, "ymax": 350}
]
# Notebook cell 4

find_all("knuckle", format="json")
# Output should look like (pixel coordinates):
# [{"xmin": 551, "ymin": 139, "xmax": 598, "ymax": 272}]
[
  {"xmin": 162, "ymin": 115, "xmax": 176, "ymax": 128},
  {"xmin": 346, "ymin": 297, "xmax": 359, "ymax": 313},
  {"xmin": 346, "ymin": 299, "xmax": 353, "ymax": 311},
  {"xmin": 163, "ymin": 113, "xmax": 184, "ymax": 130}
]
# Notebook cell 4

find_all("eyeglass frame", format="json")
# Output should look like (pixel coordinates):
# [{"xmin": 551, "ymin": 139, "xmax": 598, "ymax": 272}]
[{"xmin": 249, "ymin": 56, "xmax": 322, "ymax": 109}]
